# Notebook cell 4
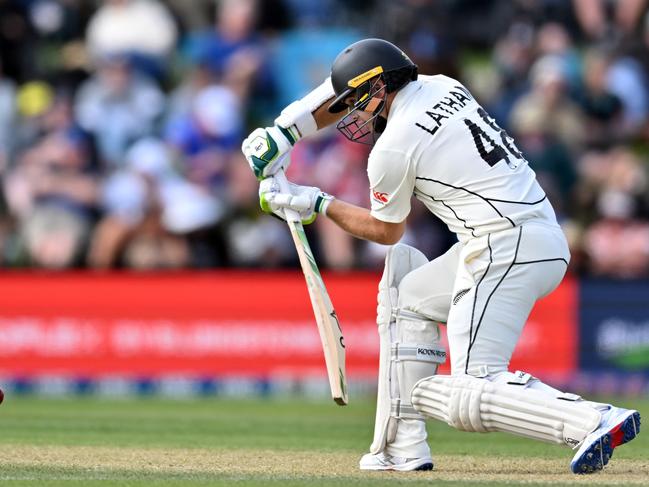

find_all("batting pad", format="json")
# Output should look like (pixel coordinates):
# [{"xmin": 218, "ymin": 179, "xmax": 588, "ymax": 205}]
[
  {"xmin": 371, "ymin": 244, "xmax": 445, "ymax": 455},
  {"xmin": 412, "ymin": 375, "xmax": 601, "ymax": 447}
]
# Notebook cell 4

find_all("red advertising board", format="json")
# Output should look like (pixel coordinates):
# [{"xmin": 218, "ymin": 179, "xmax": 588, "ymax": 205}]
[{"xmin": 0, "ymin": 272, "xmax": 577, "ymax": 381}]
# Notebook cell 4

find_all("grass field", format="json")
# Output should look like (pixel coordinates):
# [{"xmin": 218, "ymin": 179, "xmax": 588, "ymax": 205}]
[{"xmin": 0, "ymin": 394, "xmax": 647, "ymax": 486}]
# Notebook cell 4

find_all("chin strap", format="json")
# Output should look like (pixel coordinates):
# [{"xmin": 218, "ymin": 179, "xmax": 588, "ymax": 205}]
[{"xmin": 374, "ymin": 115, "xmax": 387, "ymax": 134}]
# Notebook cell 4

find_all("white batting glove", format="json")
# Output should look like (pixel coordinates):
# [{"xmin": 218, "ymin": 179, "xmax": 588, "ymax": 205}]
[
  {"xmin": 241, "ymin": 125, "xmax": 299, "ymax": 180},
  {"xmin": 259, "ymin": 177, "xmax": 334, "ymax": 224}
]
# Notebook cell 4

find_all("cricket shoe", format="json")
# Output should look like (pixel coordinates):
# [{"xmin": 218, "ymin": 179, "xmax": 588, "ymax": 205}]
[
  {"xmin": 570, "ymin": 406, "xmax": 641, "ymax": 474},
  {"xmin": 359, "ymin": 452, "xmax": 433, "ymax": 471}
]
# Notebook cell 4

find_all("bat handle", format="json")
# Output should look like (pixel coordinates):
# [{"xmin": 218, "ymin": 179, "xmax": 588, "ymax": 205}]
[
  {"xmin": 274, "ymin": 168, "xmax": 291, "ymax": 192},
  {"xmin": 274, "ymin": 170, "xmax": 301, "ymax": 224}
]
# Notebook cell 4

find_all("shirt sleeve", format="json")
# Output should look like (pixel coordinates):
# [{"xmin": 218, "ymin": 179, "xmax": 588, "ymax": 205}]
[{"xmin": 367, "ymin": 148, "xmax": 415, "ymax": 223}]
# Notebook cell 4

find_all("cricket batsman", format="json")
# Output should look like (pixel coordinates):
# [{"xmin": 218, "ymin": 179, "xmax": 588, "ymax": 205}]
[{"xmin": 241, "ymin": 38, "xmax": 641, "ymax": 474}]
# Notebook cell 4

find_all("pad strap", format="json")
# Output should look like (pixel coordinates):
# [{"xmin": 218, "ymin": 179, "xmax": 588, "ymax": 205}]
[
  {"xmin": 392, "ymin": 344, "xmax": 447, "ymax": 364},
  {"xmin": 387, "ymin": 342, "xmax": 446, "ymax": 423},
  {"xmin": 390, "ymin": 400, "xmax": 422, "ymax": 420}
]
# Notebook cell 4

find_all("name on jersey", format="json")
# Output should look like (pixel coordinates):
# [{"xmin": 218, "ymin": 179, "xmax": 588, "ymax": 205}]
[{"xmin": 415, "ymin": 85, "xmax": 473, "ymax": 137}]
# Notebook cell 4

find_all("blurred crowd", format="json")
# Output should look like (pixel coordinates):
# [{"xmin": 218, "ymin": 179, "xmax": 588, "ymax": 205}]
[{"xmin": 0, "ymin": 0, "xmax": 648, "ymax": 277}]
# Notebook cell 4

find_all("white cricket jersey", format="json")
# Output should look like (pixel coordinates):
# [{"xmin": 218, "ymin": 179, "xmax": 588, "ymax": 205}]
[{"xmin": 368, "ymin": 75, "xmax": 559, "ymax": 243}]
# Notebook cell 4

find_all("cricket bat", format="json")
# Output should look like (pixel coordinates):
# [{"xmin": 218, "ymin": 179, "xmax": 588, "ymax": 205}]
[{"xmin": 275, "ymin": 171, "xmax": 348, "ymax": 405}]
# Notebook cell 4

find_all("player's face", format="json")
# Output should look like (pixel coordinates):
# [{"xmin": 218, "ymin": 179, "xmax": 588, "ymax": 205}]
[
  {"xmin": 344, "ymin": 102, "xmax": 373, "ymax": 123},
  {"xmin": 336, "ymin": 77, "xmax": 387, "ymax": 145},
  {"xmin": 345, "ymin": 78, "xmax": 386, "ymax": 112}
]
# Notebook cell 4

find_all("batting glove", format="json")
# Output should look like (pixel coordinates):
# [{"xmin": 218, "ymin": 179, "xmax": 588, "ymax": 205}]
[
  {"xmin": 241, "ymin": 125, "xmax": 299, "ymax": 180},
  {"xmin": 259, "ymin": 177, "xmax": 334, "ymax": 225}
]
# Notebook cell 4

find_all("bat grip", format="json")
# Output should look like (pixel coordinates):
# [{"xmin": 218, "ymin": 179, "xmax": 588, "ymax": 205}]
[{"xmin": 274, "ymin": 170, "xmax": 301, "ymax": 223}]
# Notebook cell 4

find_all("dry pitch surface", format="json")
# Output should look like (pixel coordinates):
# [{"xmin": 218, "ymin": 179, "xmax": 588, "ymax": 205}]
[
  {"xmin": 3, "ymin": 446, "xmax": 649, "ymax": 485},
  {"xmin": 0, "ymin": 396, "xmax": 646, "ymax": 486}
]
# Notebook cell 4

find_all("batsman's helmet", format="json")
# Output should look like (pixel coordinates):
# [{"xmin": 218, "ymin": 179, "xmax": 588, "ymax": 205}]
[{"xmin": 328, "ymin": 38, "xmax": 418, "ymax": 114}]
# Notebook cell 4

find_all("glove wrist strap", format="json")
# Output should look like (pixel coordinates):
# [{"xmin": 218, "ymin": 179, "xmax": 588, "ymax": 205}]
[{"xmin": 315, "ymin": 193, "xmax": 334, "ymax": 215}]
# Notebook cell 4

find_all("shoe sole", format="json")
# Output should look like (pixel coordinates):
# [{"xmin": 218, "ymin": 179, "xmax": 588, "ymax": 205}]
[
  {"xmin": 392, "ymin": 461, "xmax": 433, "ymax": 472},
  {"xmin": 360, "ymin": 459, "xmax": 434, "ymax": 472},
  {"xmin": 571, "ymin": 411, "xmax": 641, "ymax": 474}
]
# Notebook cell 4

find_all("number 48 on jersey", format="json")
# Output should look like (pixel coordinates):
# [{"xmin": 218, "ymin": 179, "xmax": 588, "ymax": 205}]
[{"xmin": 464, "ymin": 108, "xmax": 526, "ymax": 170}]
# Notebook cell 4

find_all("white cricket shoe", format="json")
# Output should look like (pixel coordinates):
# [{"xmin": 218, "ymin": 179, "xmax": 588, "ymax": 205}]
[
  {"xmin": 570, "ymin": 406, "xmax": 641, "ymax": 474},
  {"xmin": 359, "ymin": 452, "xmax": 433, "ymax": 471}
]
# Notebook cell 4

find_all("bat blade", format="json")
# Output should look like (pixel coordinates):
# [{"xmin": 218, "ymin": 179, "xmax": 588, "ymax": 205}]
[{"xmin": 286, "ymin": 219, "xmax": 348, "ymax": 405}]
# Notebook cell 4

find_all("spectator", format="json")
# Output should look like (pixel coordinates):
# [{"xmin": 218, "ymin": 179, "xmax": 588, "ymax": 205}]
[
  {"xmin": 576, "ymin": 147, "xmax": 648, "ymax": 220},
  {"xmin": 86, "ymin": 0, "xmax": 177, "ymax": 80},
  {"xmin": 89, "ymin": 137, "xmax": 221, "ymax": 269},
  {"xmin": 184, "ymin": 0, "xmax": 271, "ymax": 102},
  {"xmin": 485, "ymin": 21, "xmax": 535, "ymax": 127},
  {"xmin": 27, "ymin": 0, "xmax": 94, "ymax": 85},
  {"xmin": 568, "ymin": 146, "xmax": 649, "ymax": 278},
  {"xmin": 75, "ymin": 55, "xmax": 165, "ymax": 166},
  {"xmin": 165, "ymin": 62, "xmax": 216, "ymax": 126},
  {"xmin": 165, "ymin": 84, "xmax": 242, "ymax": 193},
  {"xmin": 510, "ymin": 103, "xmax": 577, "ymax": 218},
  {"xmin": 577, "ymin": 49, "xmax": 624, "ymax": 148},
  {"xmin": 535, "ymin": 22, "xmax": 582, "ymax": 94},
  {"xmin": 0, "ymin": 0, "xmax": 34, "ymax": 81},
  {"xmin": 573, "ymin": 0, "xmax": 647, "ymax": 41},
  {"xmin": 509, "ymin": 54, "xmax": 584, "ymax": 150},
  {"xmin": 0, "ymin": 58, "xmax": 15, "ymax": 171},
  {"xmin": 4, "ymin": 87, "xmax": 98, "ymax": 268},
  {"xmin": 0, "ymin": 0, "xmax": 645, "ymax": 276},
  {"xmin": 605, "ymin": 53, "xmax": 648, "ymax": 134},
  {"xmin": 224, "ymin": 154, "xmax": 294, "ymax": 267},
  {"xmin": 582, "ymin": 191, "xmax": 649, "ymax": 278}
]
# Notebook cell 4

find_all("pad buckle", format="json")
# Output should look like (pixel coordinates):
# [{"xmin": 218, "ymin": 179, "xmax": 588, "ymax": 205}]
[
  {"xmin": 506, "ymin": 370, "xmax": 533, "ymax": 386},
  {"xmin": 390, "ymin": 398, "xmax": 424, "ymax": 420}
]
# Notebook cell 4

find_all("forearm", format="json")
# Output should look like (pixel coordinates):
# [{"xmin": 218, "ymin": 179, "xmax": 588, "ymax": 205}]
[
  {"xmin": 313, "ymin": 97, "xmax": 342, "ymax": 129},
  {"xmin": 276, "ymin": 79, "xmax": 341, "ymax": 138},
  {"xmin": 325, "ymin": 199, "xmax": 404, "ymax": 245}
]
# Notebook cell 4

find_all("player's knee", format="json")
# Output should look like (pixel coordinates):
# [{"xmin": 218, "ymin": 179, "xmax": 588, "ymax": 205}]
[
  {"xmin": 396, "ymin": 260, "xmax": 452, "ymax": 323},
  {"xmin": 396, "ymin": 271, "xmax": 420, "ymax": 309}
]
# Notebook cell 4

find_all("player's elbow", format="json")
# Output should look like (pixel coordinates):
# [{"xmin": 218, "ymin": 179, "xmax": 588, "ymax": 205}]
[
  {"xmin": 377, "ymin": 234, "xmax": 402, "ymax": 245},
  {"xmin": 373, "ymin": 219, "xmax": 405, "ymax": 245}
]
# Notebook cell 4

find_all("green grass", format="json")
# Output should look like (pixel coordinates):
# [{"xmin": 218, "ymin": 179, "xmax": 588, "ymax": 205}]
[{"xmin": 0, "ymin": 394, "xmax": 647, "ymax": 486}]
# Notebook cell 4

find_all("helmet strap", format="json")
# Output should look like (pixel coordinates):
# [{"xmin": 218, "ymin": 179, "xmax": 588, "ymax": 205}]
[{"xmin": 373, "ymin": 115, "xmax": 387, "ymax": 135}]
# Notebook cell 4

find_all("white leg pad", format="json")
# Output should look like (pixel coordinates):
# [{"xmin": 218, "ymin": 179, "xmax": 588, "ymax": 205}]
[
  {"xmin": 370, "ymin": 244, "xmax": 446, "ymax": 455},
  {"xmin": 412, "ymin": 375, "xmax": 602, "ymax": 447}
]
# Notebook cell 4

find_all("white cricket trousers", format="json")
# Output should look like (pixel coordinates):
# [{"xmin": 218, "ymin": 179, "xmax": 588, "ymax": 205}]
[{"xmin": 398, "ymin": 221, "xmax": 570, "ymax": 376}]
